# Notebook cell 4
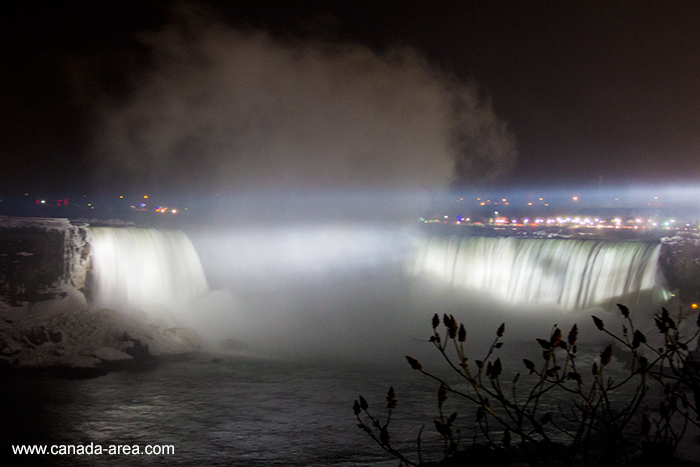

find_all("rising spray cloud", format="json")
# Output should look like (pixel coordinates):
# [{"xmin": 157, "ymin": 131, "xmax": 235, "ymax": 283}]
[{"xmin": 90, "ymin": 3, "xmax": 517, "ymax": 197}]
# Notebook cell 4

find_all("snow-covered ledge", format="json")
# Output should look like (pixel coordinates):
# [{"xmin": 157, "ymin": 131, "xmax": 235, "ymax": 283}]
[{"xmin": 0, "ymin": 285, "xmax": 202, "ymax": 378}]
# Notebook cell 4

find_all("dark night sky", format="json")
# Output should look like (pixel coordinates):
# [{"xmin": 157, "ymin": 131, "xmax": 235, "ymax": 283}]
[{"xmin": 1, "ymin": 0, "xmax": 699, "ymax": 198}]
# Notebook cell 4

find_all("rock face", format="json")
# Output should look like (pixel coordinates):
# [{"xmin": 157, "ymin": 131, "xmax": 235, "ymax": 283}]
[
  {"xmin": 0, "ymin": 217, "xmax": 90, "ymax": 306},
  {"xmin": 0, "ymin": 217, "xmax": 202, "ymax": 376},
  {"xmin": 659, "ymin": 235, "xmax": 700, "ymax": 305}
]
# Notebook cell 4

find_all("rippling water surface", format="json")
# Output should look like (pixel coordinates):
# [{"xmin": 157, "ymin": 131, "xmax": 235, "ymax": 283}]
[
  {"xmin": 5, "ymin": 339, "xmax": 648, "ymax": 467},
  {"xmin": 6, "ymin": 356, "xmax": 449, "ymax": 466}
]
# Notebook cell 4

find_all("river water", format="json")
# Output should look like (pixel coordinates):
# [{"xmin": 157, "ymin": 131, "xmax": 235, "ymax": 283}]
[
  {"xmin": 5, "ymin": 354, "xmax": 450, "ymax": 466},
  {"xmin": 5, "ymin": 337, "xmax": 659, "ymax": 466}
]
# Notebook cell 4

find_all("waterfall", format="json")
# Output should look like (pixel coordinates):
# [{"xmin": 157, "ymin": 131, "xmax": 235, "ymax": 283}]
[
  {"xmin": 88, "ymin": 227, "xmax": 209, "ymax": 312},
  {"xmin": 412, "ymin": 236, "xmax": 665, "ymax": 309}
]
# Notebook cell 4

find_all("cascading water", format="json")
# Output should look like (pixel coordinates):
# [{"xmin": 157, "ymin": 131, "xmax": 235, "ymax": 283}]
[
  {"xmin": 85, "ymin": 225, "xmax": 670, "ymax": 355},
  {"xmin": 412, "ymin": 236, "xmax": 667, "ymax": 309},
  {"xmin": 88, "ymin": 227, "xmax": 209, "ymax": 313}
]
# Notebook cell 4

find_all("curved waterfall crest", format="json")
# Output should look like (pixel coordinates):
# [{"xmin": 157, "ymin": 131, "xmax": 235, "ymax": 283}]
[
  {"xmin": 412, "ymin": 236, "xmax": 664, "ymax": 309},
  {"xmin": 88, "ymin": 227, "xmax": 209, "ymax": 312}
]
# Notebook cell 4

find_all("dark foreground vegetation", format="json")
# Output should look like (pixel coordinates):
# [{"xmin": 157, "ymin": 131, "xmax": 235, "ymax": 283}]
[{"xmin": 354, "ymin": 305, "xmax": 700, "ymax": 466}]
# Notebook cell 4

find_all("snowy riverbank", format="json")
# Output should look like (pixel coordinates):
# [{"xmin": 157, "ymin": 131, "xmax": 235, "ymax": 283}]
[{"xmin": 0, "ymin": 286, "xmax": 202, "ymax": 378}]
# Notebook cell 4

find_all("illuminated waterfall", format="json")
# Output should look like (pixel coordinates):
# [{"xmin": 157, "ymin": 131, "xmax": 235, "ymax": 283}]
[
  {"xmin": 413, "ymin": 236, "xmax": 665, "ymax": 309},
  {"xmin": 88, "ymin": 227, "xmax": 209, "ymax": 312}
]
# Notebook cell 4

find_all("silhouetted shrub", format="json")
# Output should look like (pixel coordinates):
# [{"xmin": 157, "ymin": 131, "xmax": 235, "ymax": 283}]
[{"xmin": 354, "ymin": 304, "xmax": 700, "ymax": 466}]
